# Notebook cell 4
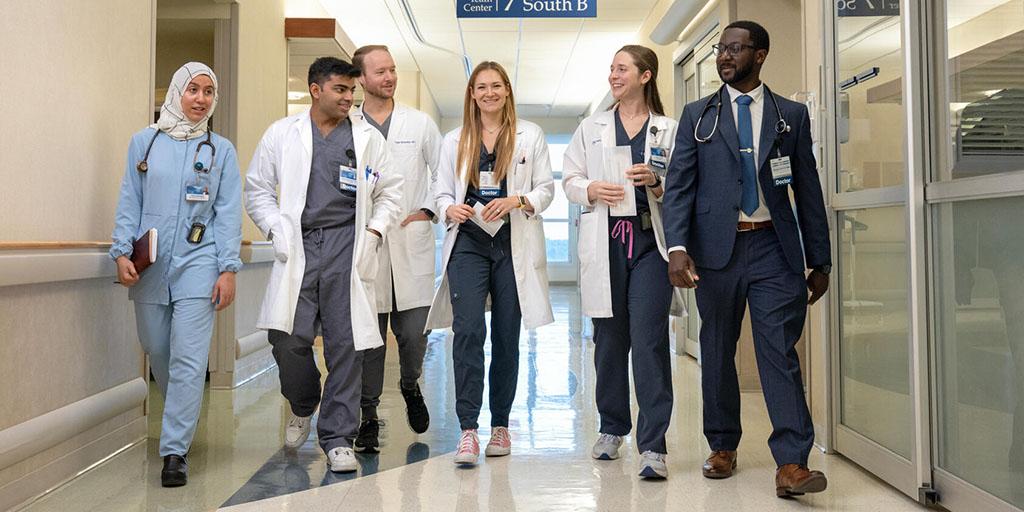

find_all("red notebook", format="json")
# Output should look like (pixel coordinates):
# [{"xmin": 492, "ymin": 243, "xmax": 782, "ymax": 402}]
[{"xmin": 131, "ymin": 228, "xmax": 158, "ymax": 274}]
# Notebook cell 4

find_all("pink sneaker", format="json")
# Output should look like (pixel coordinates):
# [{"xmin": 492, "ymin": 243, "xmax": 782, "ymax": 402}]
[
  {"xmin": 454, "ymin": 429, "xmax": 479, "ymax": 465},
  {"xmin": 485, "ymin": 426, "xmax": 511, "ymax": 457}
]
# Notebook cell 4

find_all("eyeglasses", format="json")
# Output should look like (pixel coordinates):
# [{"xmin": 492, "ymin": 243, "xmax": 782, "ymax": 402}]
[{"xmin": 712, "ymin": 43, "xmax": 758, "ymax": 57}]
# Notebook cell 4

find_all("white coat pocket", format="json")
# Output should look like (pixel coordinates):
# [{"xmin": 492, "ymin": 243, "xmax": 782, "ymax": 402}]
[
  {"xmin": 405, "ymin": 221, "xmax": 436, "ymax": 276},
  {"xmin": 578, "ymin": 212, "xmax": 599, "ymax": 272},
  {"xmin": 357, "ymin": 230, "xmax": 382, "ymax": 282},
  {"xmin": 271, "ymin": 225, "xmax": 289, "ymax": 262}
]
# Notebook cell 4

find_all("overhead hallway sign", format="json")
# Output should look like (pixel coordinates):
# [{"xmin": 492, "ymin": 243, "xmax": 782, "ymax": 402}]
[
  {"xmin": 457, "ymin": 0, "xmax": 597, "ymax": 18},
  {"xmin": 836, "ymin": 0, "xmax": 899, "ymax": 17}
]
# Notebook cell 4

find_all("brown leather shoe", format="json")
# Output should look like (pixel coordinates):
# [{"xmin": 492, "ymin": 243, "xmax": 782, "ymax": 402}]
[
  {"xmin": 775, "ymin": 464, "xmax": 827, "ymax": 498},
  {"xmin": 702, "ymin": 450, "xmax": 737, "ymax": 479}
]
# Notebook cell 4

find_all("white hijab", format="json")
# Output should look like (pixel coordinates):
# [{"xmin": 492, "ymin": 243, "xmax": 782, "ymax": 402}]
[{"xmin": 152, "ymin": 62, "xmax": 219, "ymax": 141}]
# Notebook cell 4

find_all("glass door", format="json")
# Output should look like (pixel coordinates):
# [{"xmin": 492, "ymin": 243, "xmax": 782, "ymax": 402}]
[
  {"xmin": 929, "ymin": 1, "xmax": 1024, "ymax": 510},
  {"xmin": 828, "ymin": 0, "xmax": 923, "ymax": 498}
]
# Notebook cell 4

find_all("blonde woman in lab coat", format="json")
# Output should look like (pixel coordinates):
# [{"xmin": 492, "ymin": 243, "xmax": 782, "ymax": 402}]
[{"xmin": 425, "ymin": 61, "xmax": 554, "ymax": 467}]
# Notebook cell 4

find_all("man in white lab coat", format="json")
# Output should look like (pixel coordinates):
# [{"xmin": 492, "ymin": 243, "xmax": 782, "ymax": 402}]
[
  {"xmin": 245, "ymin": 57, "xmax": 402, "ymax": 473},
  {"xmin": 351, "ymin": 45, "xmax": 442, "ymax": 453}
]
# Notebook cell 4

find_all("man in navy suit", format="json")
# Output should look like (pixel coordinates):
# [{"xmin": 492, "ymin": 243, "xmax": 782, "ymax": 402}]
[{"xmin": 663, "ymin": 20, "xmax": 832, "ymax": 498}]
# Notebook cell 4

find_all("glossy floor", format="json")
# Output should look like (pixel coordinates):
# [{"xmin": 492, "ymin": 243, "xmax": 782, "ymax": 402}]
[{"xmin": 22, "ymin": 287, "xmax": 927, "ymax": 511}]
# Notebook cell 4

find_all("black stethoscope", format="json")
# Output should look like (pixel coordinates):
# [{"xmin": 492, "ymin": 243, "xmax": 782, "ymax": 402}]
[
  {"xmin": 694, "ymin": 84, "xmax": 790, "ymax": 146},
  {"xmin": 136, "ymin": 129, "xmax": 216, "ymax": 173}
]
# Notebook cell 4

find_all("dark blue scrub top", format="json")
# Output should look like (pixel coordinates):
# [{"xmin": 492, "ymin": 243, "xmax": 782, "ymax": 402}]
[
  {"xmin": 613, "ymin": 110, "xmax": 650, "ymax": 215},
  {"xmin": 462, "ymin": 145, "xmax": 509, "ymax": 238}
]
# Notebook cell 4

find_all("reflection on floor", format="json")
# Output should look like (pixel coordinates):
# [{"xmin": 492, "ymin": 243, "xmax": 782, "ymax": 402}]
[{"xmin": 22, "ymin": 286, "xmax": 928, "ymax": 511}]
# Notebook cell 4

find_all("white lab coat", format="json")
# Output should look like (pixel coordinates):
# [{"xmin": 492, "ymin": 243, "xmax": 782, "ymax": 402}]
[
  {"xmin": 353, "ymin": 103, "xmax": 442, "ymax": 313},
  {"xmin": 424, "ymin": 120, "xmax": 555, "ymax": 331},
  {"xmin": 245, "ymin": 109, "xmax": 403, "ymax": 350},
  {"xmin": 562, "ymin": 109, "xmax": 684, "ymax": 318}
]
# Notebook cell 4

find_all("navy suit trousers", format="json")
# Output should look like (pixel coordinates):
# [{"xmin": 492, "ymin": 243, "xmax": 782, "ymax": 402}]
[{"xmin": 695, "ymin": 228, "xmax": 814, "ymax": 466}]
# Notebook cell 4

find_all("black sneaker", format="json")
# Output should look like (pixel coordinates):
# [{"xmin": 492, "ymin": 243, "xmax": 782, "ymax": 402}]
[
  {"xmin": 354, "ymin": 419, "xmax": 380, "ymax": 453},
  {"xmin": 401, "ymin": 382, "xmax": 430, "ymax": 434},
  {"xmin": 161, "ymin": 454, "xmax": 188, "ymax": 487}
]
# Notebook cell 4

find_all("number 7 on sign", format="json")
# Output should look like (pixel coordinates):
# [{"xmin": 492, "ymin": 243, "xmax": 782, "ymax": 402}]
[{"xmin": 505, "ymin": 0, "xmax": 514, "ymax": 11}]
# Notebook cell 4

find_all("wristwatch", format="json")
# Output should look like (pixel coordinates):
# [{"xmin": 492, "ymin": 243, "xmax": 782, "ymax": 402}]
[
  {"xmin": 814, "ymin": 264, "xmax": 832, "ymax": 275},
  {"xmin": 647, "ymin": 175, "xmax": 663, "ymax": 188},
  {"xmin": 420, "ymin": 208, "xmax": 435, "ymax": 220},
  {"xmin": 516, "ymin": 195, "xmax": 527, "ymax": 209}
]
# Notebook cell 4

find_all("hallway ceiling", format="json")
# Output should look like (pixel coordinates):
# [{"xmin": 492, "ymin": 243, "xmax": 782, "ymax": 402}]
[{"xmin": 320, "ymin": 0, "xmax": 661, "ymax": 119}]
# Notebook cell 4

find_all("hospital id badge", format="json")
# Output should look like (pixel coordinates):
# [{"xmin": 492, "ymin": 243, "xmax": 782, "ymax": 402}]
[
  {"xmin": 479, "ymin": 171, "xmax": 500, "ymax": 198},
  {"xmin": 770, "ymin": 156, "xmax": 793, "ymax": 186},
  {"xmin": 185, "ymin": 185, "xmax": 210, "ymax": 202},
  {"xmin": 649, "ymin": 146, "xmax": 669, "ymax": 175},
  {"xmin": 339, "ymin": 165, "xmax": 358, "ymax": 192}
]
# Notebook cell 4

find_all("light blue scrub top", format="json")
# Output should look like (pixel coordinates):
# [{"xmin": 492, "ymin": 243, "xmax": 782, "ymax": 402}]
[{"xmin": 111, "ymin": 127, "xmax": 243, "ymax": 305}]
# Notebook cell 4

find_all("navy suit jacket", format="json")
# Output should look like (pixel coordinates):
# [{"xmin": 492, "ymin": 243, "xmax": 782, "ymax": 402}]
[{"xmin": 663, "ymin": 89, "xmax": 831, "ymax": 274}]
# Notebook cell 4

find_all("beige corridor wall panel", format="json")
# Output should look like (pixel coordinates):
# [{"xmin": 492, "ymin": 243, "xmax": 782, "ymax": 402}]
[
  {"xmin": 419, "ymin": 74, "xmax": 441, "ymax": 126},
  {"xmin": 235, "ymin": 0, "xmax": 288, "ymax": 241},
  {"xmin": 0, "ymin": 0, "xmax": 154, "ymax": 242},
  {"xmin": 395, "ymin": 70, "xmax": 422, "ymax": 111},
  {"xmin": 737, "ymin": 0, "xmax": 803, "ymax": 98},
  {"xmin": 0, "ymin": 2, "xmax": 153, "ymax": 507}
]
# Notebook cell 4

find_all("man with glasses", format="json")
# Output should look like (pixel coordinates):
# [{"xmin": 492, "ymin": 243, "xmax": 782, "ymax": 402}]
[{"xmin": 663, "ymin": 20, "xmax": 832, "ymax": 498}]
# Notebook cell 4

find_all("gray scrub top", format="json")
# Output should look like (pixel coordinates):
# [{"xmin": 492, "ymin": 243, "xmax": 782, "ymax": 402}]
[
  {"xmin": 301, "ymin": 117, "xmax": 357, "ymax": 230},
  {"xmin": 364, "ymin": 111, "xmax": 392, "ymax": 140}
]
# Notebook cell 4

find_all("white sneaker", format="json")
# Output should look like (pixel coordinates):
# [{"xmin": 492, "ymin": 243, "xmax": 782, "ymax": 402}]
[
  {"xmin": 327, "ymin": 446, "xmax": 358, "ymax": 473},
  {"xmin": 639, "ymin": 451, "xmax": 668, "ymax": 479},
  {"xmin": 284, "ymin": 412, "xmax": 312, "ymax": 449},
  {"xmin": 591, "ymin": 433, "xmax": 623, "ymax": 460}
]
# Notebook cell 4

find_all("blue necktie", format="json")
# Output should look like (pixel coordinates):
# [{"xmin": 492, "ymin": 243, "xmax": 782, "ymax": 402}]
[{"xmin": 736, "ymin": 94, "xmax": 759, "ymax": 216}]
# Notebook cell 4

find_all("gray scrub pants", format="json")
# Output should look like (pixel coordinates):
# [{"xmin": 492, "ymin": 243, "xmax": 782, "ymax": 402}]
[
  {"xmin": 360, "ymin": 273, "xmax": 429, "ymax": 420},
  {"xmin": 269, "ymin": 224, "xmax": 360, "ymax": 453}
]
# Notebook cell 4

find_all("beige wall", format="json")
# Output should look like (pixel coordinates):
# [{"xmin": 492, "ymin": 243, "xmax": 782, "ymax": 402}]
[
  {"xmin": 736, "ymin": 0, "xmax": 803, "ymax": 98},
  {"xmin": 235, "ymin": 0, "xmax": 288, "ymax": 241},
  {"xmin": 395, "ymin": 70, "xmax": 422, "ymax": 112},
  {"xmin": 418, "ymin": 74, "xmax": 441, "ymax": 126},
  {"xmin": 0, "ymin": 0, "xmax": 154, "ymax": 242},
  {"xmin": 0, "ymin": 1, "xmax": 153, "ymax": 507}
]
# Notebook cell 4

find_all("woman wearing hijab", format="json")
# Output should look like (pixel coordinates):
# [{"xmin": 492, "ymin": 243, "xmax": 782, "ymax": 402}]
[{"xmin": 110, "ymin": 62, "xmax": 242, "ymax": 487}]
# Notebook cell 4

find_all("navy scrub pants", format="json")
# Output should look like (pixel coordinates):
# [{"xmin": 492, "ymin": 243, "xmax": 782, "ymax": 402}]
[
  {"xmin": 592, "ymin": 215, "xmax": 674, "ymax": 454},
  {"xmin": 447, "ymin": 225, "xmax": 521, "ymax": 431}
]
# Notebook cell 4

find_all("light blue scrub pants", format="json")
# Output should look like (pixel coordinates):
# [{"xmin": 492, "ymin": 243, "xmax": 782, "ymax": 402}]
[{"xmin": 135, "ymin": 298, "xmax": 215, "ymax": 457}]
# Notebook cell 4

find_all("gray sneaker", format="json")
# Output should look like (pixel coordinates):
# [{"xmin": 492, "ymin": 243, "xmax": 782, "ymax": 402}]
[
  {"xmin": 591, "ymin": 434, "xmax": 623, "ymax": 460},
  {"xmin": 284, "ymin": 412, "xmax": 312, "ymax": 449},
  {"xmin": 639, "ymin": 451, "xmax": 668, "ymax": 479}
]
